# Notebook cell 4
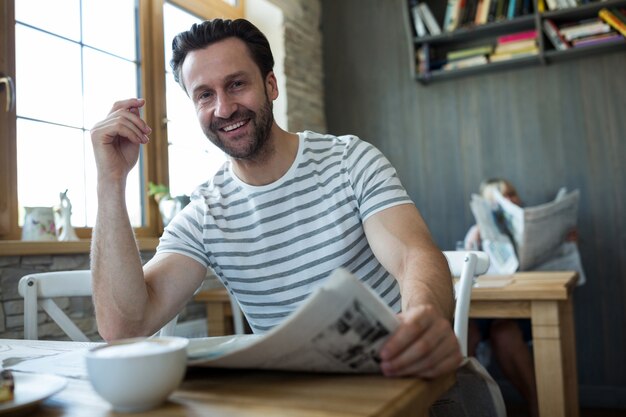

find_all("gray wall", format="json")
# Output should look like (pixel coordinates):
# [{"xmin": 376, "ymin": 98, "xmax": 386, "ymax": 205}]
[{"xmin": 321, "ymin": 0, "xmax": 626, "ymax": 408}]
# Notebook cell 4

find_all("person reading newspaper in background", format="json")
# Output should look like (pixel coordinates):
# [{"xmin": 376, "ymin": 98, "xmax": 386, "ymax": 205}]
[
  {"xmin": 90, "ymin": 18, "xmax": 462, "ymax": 379},
  {"xmin": 464, "ymin": 178, "xmax": 580, "ymax": 417}
]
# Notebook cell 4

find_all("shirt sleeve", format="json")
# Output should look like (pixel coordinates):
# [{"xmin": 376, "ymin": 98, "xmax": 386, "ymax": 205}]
[
  {"xmin": 343, "ymin": 137, "xmax": 414, "ymax": 221},
  {"xmin": 156, "ymin": 198, "xmax": 210, "ymax": 267}
]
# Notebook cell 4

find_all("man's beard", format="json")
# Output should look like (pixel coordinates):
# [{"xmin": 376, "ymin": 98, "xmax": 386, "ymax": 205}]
[{"xmin": 202, "ymin": 97, "xmax": 273, "ymax": 160}]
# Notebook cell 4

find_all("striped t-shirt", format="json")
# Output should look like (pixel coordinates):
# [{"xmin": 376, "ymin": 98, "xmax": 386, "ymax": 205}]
[{"xmin": 157, "ymin": 130, "xmax": 414, "ymax": 333}]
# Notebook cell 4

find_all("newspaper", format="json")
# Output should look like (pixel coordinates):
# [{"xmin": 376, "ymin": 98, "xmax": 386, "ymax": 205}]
[
  {"xmin": 187, "ymin": 268, "xmax": 400, "ymax": 373},
  {"xmin": 469, "ymin": 194, "xmax": 519, "ymax": 274},
  {"xmin": 470, "ymin": 188, "xmax": 585, "ymax": 284}
]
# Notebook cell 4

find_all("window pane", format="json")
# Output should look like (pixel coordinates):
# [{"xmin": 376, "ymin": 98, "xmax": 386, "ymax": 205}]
[
  {"xmin": 81, "ymin": 133, "xmax": 142, "ymax": 227},
  {"xmin": 163, "ymin": 3, "xmax": 201, "ymax": 67},
  {"xmin": 164, "ymin": 4, "xmax": 226, "ymax": 197},
  {"xmin": 17, "ymin": 119, "xmax": 86, "ymax": 226},
  {"xmin": 15, "ymin": 0, "xmax": 81, "ymax": 41},
  {"xmin": 83, "ymin": 47, "xmax": 138, "ymax": 129},
  {"xmin": 82, "ymin": 0, "xmax": 137, "ymax": 61},
  {"xmin": 15, "ymin": 25, "xmax": 83, "ymax": 127},
  {"xmin": 166, "ymin": 75, "xmax": 224, "ymax": 196},
  {"xmin": 15, "ymin": 2, "xmax": 143, "ymax": 231}
]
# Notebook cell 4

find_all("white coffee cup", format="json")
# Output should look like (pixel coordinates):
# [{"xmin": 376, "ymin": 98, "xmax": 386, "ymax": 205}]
[{"xmin": 85, "ymin": 337, "xmax": 189, "ymax": 412}]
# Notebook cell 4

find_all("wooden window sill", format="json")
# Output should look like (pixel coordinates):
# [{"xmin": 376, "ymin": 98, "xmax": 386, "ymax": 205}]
[{"xmin": 0, "ymin": 238, "xmax": 159, "ymax": 256}]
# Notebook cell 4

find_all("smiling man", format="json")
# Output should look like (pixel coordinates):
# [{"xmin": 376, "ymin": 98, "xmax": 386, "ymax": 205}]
[{"xmin": 90, "ymin": 19, "xmax": 461, "ymax": 379}]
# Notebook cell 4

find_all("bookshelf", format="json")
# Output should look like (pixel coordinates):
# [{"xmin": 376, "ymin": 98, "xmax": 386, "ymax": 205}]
[{"xmin": 408, "ymin": 0, "xmax": 626, "ymax": 84}]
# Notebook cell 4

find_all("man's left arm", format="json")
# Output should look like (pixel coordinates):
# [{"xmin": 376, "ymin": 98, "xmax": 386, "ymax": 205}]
[{"xmin": 363, "ymin": 203, "xmax": 462, "ymax": 378}]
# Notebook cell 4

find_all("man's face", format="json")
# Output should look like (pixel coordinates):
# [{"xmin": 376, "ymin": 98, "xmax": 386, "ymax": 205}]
[{"xmin": 181, "ymin": 37, "xmax": 278, "ymax": 159}]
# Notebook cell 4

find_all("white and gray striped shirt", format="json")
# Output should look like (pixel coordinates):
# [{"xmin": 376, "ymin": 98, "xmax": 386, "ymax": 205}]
[{"xmin": 157, "ymin": 131, "xmax": 413, "ymax": 332}]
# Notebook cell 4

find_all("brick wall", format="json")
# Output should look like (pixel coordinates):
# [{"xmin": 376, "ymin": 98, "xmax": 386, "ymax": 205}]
[
  {"xmin": 272, "ymin": 0, "xmax": 326, "ymax": 133},
  {"xmin": 0, "ymin": 253, "xmax": 207, "ymax": 340}
]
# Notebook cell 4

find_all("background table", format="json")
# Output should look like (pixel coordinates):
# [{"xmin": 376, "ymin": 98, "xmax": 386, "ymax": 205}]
[
  {"xmin": 0, "ymin": 339, "xmax": 454, "ymax": 417},
  {"xmin": 470, "ymin": 271, "xmax": 579, "ymax": 417}
]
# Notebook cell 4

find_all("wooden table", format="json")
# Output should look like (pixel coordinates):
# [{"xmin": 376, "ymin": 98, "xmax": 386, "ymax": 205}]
[
  {"xmin": 193, "ymin": 287, "xmax": 239, "ymax": 336},
  {"xmin": 470, "ymin": 271, "xmax": 579, "ymax": 417},
  {"xmin": 0, "ymin": 339, "xmax": 454, "ymax": 417}
]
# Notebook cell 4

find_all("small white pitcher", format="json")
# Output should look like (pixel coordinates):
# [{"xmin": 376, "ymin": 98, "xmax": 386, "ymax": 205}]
[{"xmin": 22, "ymin": 206, "xmax": 57, "ymax": 241}]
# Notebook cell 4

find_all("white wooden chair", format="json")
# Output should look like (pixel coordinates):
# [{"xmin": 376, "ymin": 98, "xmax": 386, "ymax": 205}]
[
  {"xmin": 443, "ymin": 250, "xmax": 490, "ymax": 356},
  {"xmin": 18, "ymin": 270, "xmax": 178, "ymax": 341},
  {"xmin": 439, "ymin": 251, "xmax": 507, "ymax": 417}
]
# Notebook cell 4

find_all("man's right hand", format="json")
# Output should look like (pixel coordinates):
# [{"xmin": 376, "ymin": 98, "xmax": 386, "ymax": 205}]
[{"xmin": 90, "ymin": 98, "xmax": 152, "ymax": 182}]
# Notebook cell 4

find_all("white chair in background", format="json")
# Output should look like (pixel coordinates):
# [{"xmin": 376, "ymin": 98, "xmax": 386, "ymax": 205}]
[
  {"xmin": 18, "ymin": 270, "xmax": 177, "ymax": 341},
  {"xmin": 443, "ymin": 250, "xmax": 490, "ymax": 356},
  {"xmin": 438, "ymin": 250, "xmax": 506, "ymax": 417}
]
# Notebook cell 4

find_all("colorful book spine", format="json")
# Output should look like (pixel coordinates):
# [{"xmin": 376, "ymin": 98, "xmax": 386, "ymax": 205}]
[
  {"xmin": 417, "ymin": 43, "xmax": 431, "ymax": 75},
  {"xmin": 419, "ymin": 3, "xmax": 442, "ymax": 35},
  {"xmin": 572, "ymin": 33, "xmax": 623, "ymax": 47},
  {"xmin": 411, "ymin": 4, "xmax": 427, "ymax": 37},
  {"xmin": 598, "ymin": 8, "xmax": 626, "ymax": 37},
  {"xmin": 507, "ymin": 0, "xmax": 517, "ymax": 19},
  {"xmin": 497, "ymin": 29, "xmax": 537, "ymax": 44},
  {"xmin": 444, "ymin": 0, "xmax": 461, "ymax": 31},
  {"xmin": 611, "ymin": 8, "xmax": 626, "ymax": 27},
  {"xmin": 474, "ymin": 0, "xmax": 485, "ymax": 24},
  {"xmin": 543, "ymin": 19, "xmax": 571, "ymax": 50},
  {"xmin": 447, "ymin": 45, "xmax": 494, "ymax": 60},
  {"xmin": 537, "ymin": 0, "xmax": 546, "ymax": 13}
]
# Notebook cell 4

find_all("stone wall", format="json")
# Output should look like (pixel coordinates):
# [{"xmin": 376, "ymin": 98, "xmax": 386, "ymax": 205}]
[
  {"xmin": 271, "ymin": 0, "xmax": 326, "ymax": 133},
  {"xmin": 0, "ymin": 253, "xmax": 206, "ymax": 341}
]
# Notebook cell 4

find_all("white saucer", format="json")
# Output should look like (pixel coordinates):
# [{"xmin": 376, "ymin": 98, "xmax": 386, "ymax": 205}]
[{"xmin": 0, "ymin": 373, "xmax": 67, "ymax": 414}]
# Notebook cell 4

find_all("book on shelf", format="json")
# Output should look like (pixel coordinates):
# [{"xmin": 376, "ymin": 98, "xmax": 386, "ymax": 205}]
[
  {"xmin": 495, "ymin": 0, "xmax": 508, "ymax": 21},
  {"xmin": 571, "ymin": 31, "xmax": 623, "ymax": 47},
  {"xmin": 507, "ymin": 0, "xmax": 517, "ymax": 19},
  {"xmin": 494, "ymin": 38, "xmax": 537, "ymax": 53},
  {"xmin": 474, "ymin": 0, "xmax": 492, "ymax": 25},
  {"xmin": 497, "ymin": 29, "xmax": 537, "ymax": 44},
  {"xmin": 463, "ymin": 0, "xmax": 481, "ymax": 26},
  {"xmin": 545, "ymin": 0, "xmax": 610, "ymax": 11},
  {"xmin": 418, "ymin": 2, "xmax": 442, "ymax": 35},
  {"xmin": 537, "ymin": 0, "xmax": 546, "ymax": 13},
  {"xmin": 559, "ymin": 19, "xmax": 612, "ymax": 41},
  {"xmin": 443, "ymin": 54, "xmax": 489, "ymax": 70},
  {"xmin": 489, "ymin": 46, "xmax": 539, "ymax": 61},
  {"xmin": 610, "ymin": 8, "xmax": 626, "ymax": 28},
  {"xmin": 416, "ymin": 43, "xmax": 430, "ymax": 75},
  {"xmin": 599, "ymin": 8, "xmax": 626, "ymax": 37},
  {"xmin": 545, "ymin": 0, "xmax": 557, "ymax": 10},
  {"xmin": 410, "ymin": 2, "xmax": 428, "ymax": 37},
  {"xmin": 447, "ymin": 44, "xmax": 494, "ymax": 60},
  {"xmin": 443, "ymin": 0, "xmax": 463, "ymax": 31},
  {"xmin": 543, "ymin": 19, "xmax": 571, "ymax": 50}
]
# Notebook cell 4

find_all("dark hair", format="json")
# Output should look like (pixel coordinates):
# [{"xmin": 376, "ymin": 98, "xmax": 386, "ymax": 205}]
[{"xmin": 170, "ymin": 18, "xmax": 274, "ymax": 91}]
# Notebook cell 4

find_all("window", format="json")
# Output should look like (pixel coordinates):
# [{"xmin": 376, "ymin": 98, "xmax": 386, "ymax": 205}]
[
  {"xmin": 0, "ymin": 0, "xmax": 243, "ymax": 241},
  {"xmin": 163, "ymin": 3, "xmax": 227, "ymax": 198}
]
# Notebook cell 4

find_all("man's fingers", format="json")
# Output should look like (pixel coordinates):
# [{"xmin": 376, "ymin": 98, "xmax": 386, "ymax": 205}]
[
  {"xmin": 93, "ymin": 115, "xmax": 149, "ymax": 145},
  {"xmin": 106, "ymin": 98, "xmax": 152, "ymax": 135},
  {"xmin": 379, "ymin": 304, "xmax": 463, "ymax": 378},
  {"xmin": 109, "ymin": 98, "xmax": 145, "ymax": 114},
  {"xmin": 382, "ymin": 331, "xmax": 461, "ymax": 377},
  {"xmin": 380, "ymin": 305, "xmax": 434, "ymax": 361},
  {"xmin": 381, "ymin": 318, "xmax": 454, "ymax": 376}
]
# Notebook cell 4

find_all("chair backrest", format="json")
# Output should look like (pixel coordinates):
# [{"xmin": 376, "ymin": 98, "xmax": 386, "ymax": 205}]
[
  {"xmin": 442, "ymin": 251, "xmax": 490, "ymax": 357},
  {"xmin": 18, "ymin": 270, "xmax": 177, "ymax": 341}
]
